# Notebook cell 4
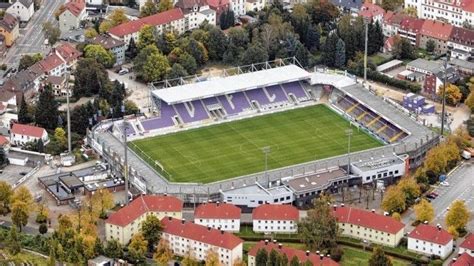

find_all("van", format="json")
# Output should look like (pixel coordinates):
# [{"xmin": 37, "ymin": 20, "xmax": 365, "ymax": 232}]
[{"xmin": 462, "ymin": 150, "xmax": 471, "ymax": 160}]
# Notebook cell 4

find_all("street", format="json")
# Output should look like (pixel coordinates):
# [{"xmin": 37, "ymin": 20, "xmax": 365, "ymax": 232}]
[{"xmin": 1, "ymin": 0, "xmax": 67, "ymax": 67}]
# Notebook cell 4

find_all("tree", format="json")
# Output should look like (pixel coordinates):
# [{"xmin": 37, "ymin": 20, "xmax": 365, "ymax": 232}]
[
  {"xmin": 268, "ymin": 249, "xmax": 279, "ymax": 265},
  {"xmin": 369, "ymin": 246, "xmax": 393, "ymax": 266},
  {"xmin": 403, "ymin": 6, "xmax": 418, "ymax": 17},
  {"xmin": 134, "ymin": 44, "xmax": 160, "ymax": 78},
  {"xmin": 447, "ymin": 225, "xmax": 459, "ymax": 239},
  {"xmin": 84, "ymin": 44, "xmax": 116, "ymax": 68},
  {"xmin": 153, "ymin": 239, "xmax": 173, "ymax": 265},
  {"xmin": 322, "ymin": 32, "xmax": 339, "ymax": 67},
  {"xmin": 240, "ymin": 43, "xmax": 268, "ymax": 65},
  {"xmin": 54, "ymin": 127, "xmax": 67, "ymax": 152},
  {"xmin": 382, "ymin": 0, "xmax": 403, "ymax": 11},
  {"xmin": 109, "ymin": 8, "xmax": 129, "ymax": 26},
  {"xmin": 91, "ymin": 188, "xmax": 114, "ymax": 218},
  {"xmin": 141, "ymin": 214, "xmax": 163, "ymax": 252},
  {"xmin": 0, "ymin": 181, "xmax": 12, "ymax": 214},
  {"xmin": 446, "ymin": 200, "xmax": 470, "ymax": 231},
  {"xmin": 438, "ymin": 83, "xmax": 462, "ymax": 105},
  {"xmin": 391, "ymin": 212, "xmax": 401, "ymax": 222},
  {"xmin": 11, "ymin": 201, "xmax": 29, "ymax": 231},
  {"xmin": 255, "ymin": 248, "xmax": 268, "ymax": 265},
  {"xmin": 233, "ymin": 258, "xmax": 247, "ymax": 266},
  {"xmin": 137, "ymin": 24, "xmax": 156, "ymax": 50},
  {"xmin": 305, "ymin": 0, "xmax": 339, "ymax": 25},
  {"xmin": 290, "ymin": 255, "xmax": 299, "ymax": 266},
  {"xmin": 381, "ymin": 186, "xmax": 406, "ymax": 213},
  {"xmin": 185, "ymin": 39, "xmax": 208, "ymax": 65},
  {"xmin": 0, "ymin": 148, "xmax": 6, "ymax": 169},
  {"xmin": 298, "ymin": 195, "xmax": 338, "ymax": 251},
  {"xmin": 414, "ymin": 199, "xmax": 435, "ymax": 223},
  {"xmin": 178, "ymin": 52, "xmax": 197, "ymax": 75},
  {"xmin": 11, "ymin": 186, "xmax": 33, "ymax": 206},
  {"xmin": 19, "ymin": 53, "xmax": 43, "ymax": 70},
  {"xmin": 426, "ymin": 39, "xmax": 436, "ymax": 53},
  {"xmin": 37, "ymin": 139, "xmax": 44, "ymax": 153},
  {"xmin": 205, "ymin": 249, "xmax": 221, "ymax": 266},
  {"xmin": 18, "ymin": 95, "xmax": 32, "ymax": 124},
  {"xmin": 207, "ymin": 28, "xmax": 228, "ymax": 61},
  {"xmin": 397, "ymin": 177, "xmax": 421, "ymax": 204},
  {"xmin": 36, "ymin": 203, "xmax": 49, "ymax": 224},
  {"xmin": 219, "ymin": 9, "xmax": 235, "ymax": 30},
  {"xmin": 140, "ymin": 0, "xmax": 158, "ymax": 17},
  {"xmin": 305, "ymin": 25, "xmax": 320, "ymax": 52},
  {"xmin": 39, "ymin": 223, "xmax": 48, "ymax": 234},
  {"xmin": 368, "ymin": 21, "xmax": 384, "ymax": 55},
  {"xmin": 35, "ymin": 85, "xmax": 59, "ymax": 130},
  {"xmin": 465, "ymin": 88, "xmax": 474, "ymax": 112},
  {"xmin": 73, "ymin": 58, "xmax": 110, "ymax": 97},
  {"xmin": 85, "ymin": 28, "xmax": 98, "ymax": 39},
  {"xmin": 7, "ymin": 226, "xmax": 21, "ymax": 255},
  {"xmin": 128, "ymin": 233, "xmax": 148, "ymax": 262},
  {"xmin": 143, "ymin": 52, "xmax": 170, "ymax": 82},
  {"xmin": 42, "ymin": 22, "xmax": 61, "ymax": 46},
  {"xmin": 166, "ymin": 63, "xmax": 188, "ymax": 80},
  {"xmin": 181, "ymin": 251, "xmax": 199, "ymax": 266},
  {"xmin": 335, "ymin": 38, "xmax": 346, "ymax": 68},
  {"xmin": 158, "ymin": 0, "xmax": 173, "ymax": 12},
  {"xmin": 99, "ymin": 20, "xmax": 113, "ymax": 33},
  {"xmin": 104, "ymin": 239, "xmax": 123, "ymax": 259},
  {"xmin": 392, "ymin": 36, "xmax": 414, "ymax": 60}
]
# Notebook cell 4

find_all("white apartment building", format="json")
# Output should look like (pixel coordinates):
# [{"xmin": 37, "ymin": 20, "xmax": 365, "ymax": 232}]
[
  {"xmin": 105, "ymin": 195, "xmax": 183, "ymax": 245},
  {"xmin": 231, "ymin": 0, "xmax": 246, "ymax": 16},
  {"xmin": 448, "ymin": 26, "xmax": 474, "ymax": 61},
  {"xmin": 59, "ymin": 0, "xmax": 86, "ymax": 33},
  {"xmin": 6, "ymin": 0, "xmax": 34, "ymax": 22},
  {"xmin": 408, "ymin": 224, "xmax": 453, "ymax": 259},
  {"xmin": 91, "ymin": 35, "xmax": 126, "ymax": 66},
  {"xmin": 252, "ymin": 204, "xmax": 299, "ymax": 234},
  {"xmin": 245, "ymin": 0, "xmax": 266, "ymax": 12},
  {"xmin": 10, "ymin": 123, "xmax": 49, "ymax": 146},
  {"xmin": 460, "ymin": 233, "xmax": 474, "ymax": 256},
  {"xmin": 404, "ymin": 0, "xmax": 474, "ymax": 27},
  {"xmin": 161, "ymin": 217, "xmax": 243, "ymax": 266},
  {"xmin": 194, "ymin": 202, "xmax": 241, "ymax": 232}
]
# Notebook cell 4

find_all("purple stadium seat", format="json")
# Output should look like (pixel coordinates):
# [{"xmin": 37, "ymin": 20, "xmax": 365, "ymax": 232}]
[
  {"xmin": 245, "ymin": 88, "xmax": 271, "ymax": 105},
  {"xmin": 202, "ymin": 97, "xmax": 219, "ymax": 106},
  {"xmin": 141, "ymin": 102, "xmax": 177, "ymax": 130},
  {"xmin": 218, "ymin": 92, "xmax": 251, "ymax": 115},
  {"xmin": 174, "ymin": 100, "xmax": 209, "ymax": 123},
  {"xmin": 282, "ymin": 82, "xmax": 308, "ymax": 99},
  {"xmin": 265, "ymin": 85, "xmax": 288, "ymax": 103}
]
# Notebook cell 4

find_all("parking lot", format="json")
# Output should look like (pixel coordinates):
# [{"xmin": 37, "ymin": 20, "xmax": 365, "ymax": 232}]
[
  {"xmin": 0, "ymin": 164, "xmax": 34, "ymax": 186},
  {"xmin": 107, "ymin": 70, "xmax": 151, "ymax": 114}
]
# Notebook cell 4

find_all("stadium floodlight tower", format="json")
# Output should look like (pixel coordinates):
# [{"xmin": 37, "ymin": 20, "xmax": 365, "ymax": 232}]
[
  {"xmin": 345, "ymin": 129, "xmax": 353, "ymax": 175},
  {"xmin": 363, "ymin": 17, "xmax": 370, "ymax": 85},
  {"xmin": 262, "ymin": 146, "xmax": 271, "ymax": 185},
  {"xmin": 121, "ymin": 104, "xmax": 129, "ymax": 205},
  {"xmin": 440, "ymin": 44, "xmax": 453, "ymax": 137}
]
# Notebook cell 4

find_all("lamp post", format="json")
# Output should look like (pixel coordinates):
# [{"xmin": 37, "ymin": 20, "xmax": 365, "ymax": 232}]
[
  {"xmin": 122, "ymin": 104, "xmax": 129, "ymax": 205},
  {"xmin": 345, "ymin": 129, "xmax": 353, "ymax": 175},
  {"xmin": 363, "ymin": 17, "xmax": 370, "ymax": 84},
  {"xmin": 440, "ymin": 45, "xmax": 452, "ymax": 136},
  {"xmin": 65, "ymin": 72, "xmax": 71, "ymax": 154},
  {"xmin": 262, "ymin": 146, "xmax": 271, "ymax": 185}
]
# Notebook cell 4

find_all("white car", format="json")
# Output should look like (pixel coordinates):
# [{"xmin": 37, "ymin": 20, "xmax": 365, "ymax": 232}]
[{"xmin": 440, "ymin": 181, "xmax": 450, "ymax": 187}]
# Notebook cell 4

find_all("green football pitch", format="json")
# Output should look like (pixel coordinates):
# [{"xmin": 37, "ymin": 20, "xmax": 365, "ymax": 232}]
[{"xmin": 130, "ymin": 104, "xmax": 383, "ymax": 183}]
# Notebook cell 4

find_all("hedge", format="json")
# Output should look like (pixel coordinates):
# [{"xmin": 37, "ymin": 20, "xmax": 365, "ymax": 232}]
[{"xmin": 347, "ymin": 68, "xmax": 421, "ymax": 93}]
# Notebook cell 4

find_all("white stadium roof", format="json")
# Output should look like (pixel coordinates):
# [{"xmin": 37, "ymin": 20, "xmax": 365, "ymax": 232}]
[{"xmin": 152, "ymin": 65, "xmax": 310, "ymax": 104}]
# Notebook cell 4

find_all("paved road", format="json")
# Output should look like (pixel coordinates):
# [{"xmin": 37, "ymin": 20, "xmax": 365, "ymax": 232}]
[{"xmin": 1, "ymin": 0, "xmax": 66, "ymax": 67}]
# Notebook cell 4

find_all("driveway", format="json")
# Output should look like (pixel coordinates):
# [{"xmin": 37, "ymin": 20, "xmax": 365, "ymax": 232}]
[{"xmin": 107, "ymin": 70, "xmax": 151, "ymax": 114}]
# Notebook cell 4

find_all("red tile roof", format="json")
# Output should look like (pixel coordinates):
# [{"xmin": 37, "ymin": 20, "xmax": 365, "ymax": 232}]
[
  {"xmin": 333, "ymin": 207, "xmax": 405, "ymax": 234},
  {"xmin": 63, "ymin": 0, "xmax": 85, "ymax": 17},
  {"xmin": 462, "ymin": 0, "xmax": 474, "ymax": 12},
  {"xmin": 383, "ymin": 11, "xmax": 406, "ymax": 26},
  {"xmin": 206, "ymin": 0, "xmax": 230, "ymax": 9},
  {"xmin": 359, "ymin": 3, "xmax": 385, "ymax": 20},
  {"xmin": 399, "ymin": 17, "xmax": 424, "ymax": 33},
  {"xmin": 161, "ymin": 217, "xmax": 243, "ymax": 250},
  {"xmin": 194, "ymin": 202, "xmax": 241, "ymax": 220},
  {"xmin": 252, "ymin": 204, "xmax": 299, "ymax": 221},
  {"xmin": 106, "ymin": 195, "xmax": 183, "ymax": 227},
  {"xmin": 248, "ymin": 241, "xmax": 339, "ymax": 266},
  {"xmin": 0, "ymin": 13, "xmax": 18, "ymax": 32},
  {"xmin": 36, "ymin": 54, "xmax": 65, "ymax": 73},
  {"xmin": 408, "ymin": 224, "xmax": 452, "ymax": 245},
  {"xmin": 460, "ymin": 233, "xmax": 474, "ymax": 251},
  {"xmin": 11, "ymin": 124, "xmax": 46, "ymax": 138},
  {"xmin": 108, "ymin": 8, "xmax": 184, "ymax": 38},
  {"xmin": 55, "ymin": 43, "xmax": 81, "ymax": 64},
  {"xmin": 452, "ymin": 252, "xmax": 474, "ymax": 266},
  {"xmin": 0, "ymin": 135, "xmax": 8, "ymax": 146},
  {"xmin": 450, "ymin": 27, "xmax": 474, "ymax": 46},
  {"xmin": 421, "ymin": 20, "xmax": 454, "ymax": 41}
]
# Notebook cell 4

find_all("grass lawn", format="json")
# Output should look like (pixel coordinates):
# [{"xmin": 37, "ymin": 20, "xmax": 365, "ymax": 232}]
[
  {"xmin": 341, "ymin": 246, "xmax": 408, "ymax": 266},
  {"xmin": 369, "ymin": 54, "xmax": 389, "ymax": 66},
  {"xmin": 0, "ymin": 250, "xmax": 49, "ymax": 265},
  {"xmin": 131, "ymin": 105, "xmax": 382, "ymax": 183}
]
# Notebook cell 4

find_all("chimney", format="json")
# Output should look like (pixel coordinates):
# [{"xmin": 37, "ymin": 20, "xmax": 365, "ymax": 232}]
[
  {"xmin": 320, "ymin": 254, "xmax": 324, "ymax": 260},
  {"xmin": 164, "ymin": 193, "xmax": 167, "ymax": 196},
  {"xmin": 56, "ymin": 182, "xmax": 59, "ymax": 193},
  {"xmin": 333, "ymin": 204, "xmax": 337, "ymax": 211},
  {"xmin": 371, "ymin": 209, "xmax": 375, "ymax": 213},
  {"xmin": 265, "ymin": 239, "xmax": 269, "ymax": 245},
  {"xmin": 306, "ymin": 250, "xmax": 310, "ymax": 257},
  {"xmin": 341, "ymin": 203, "xmax": 345, "ymax": 207},
  {"xmin": 278, "ymin": 243, "xmax": 282, "ymax": 249},
  {"xmin": 217, "ymin": 201, "xmax": 220, "ymax": 206},
  {"xmin": 168, "ymin": 216, "xmax": 172, "ymax": 221},
  {"xmin": 221, "ymin": 230, "xmax": 224, "ymax": 234},
  {"xmin": 208, "ymin": 199, "xmax": 212, "ymax": 203},
  {"xmin": 273, "ymin": 240, "xmax": 277, "ymax": 244},
  {"xmin": 316, "ymin": 251, "xmax": 320, "ymax": 255},
  {"xmin": 327, "ymin": 254, "xmax": 331, "ymax": 258},
  {"xmin": 207, "ymin": 226, "xmax": 211, "ymax": 231},
  {"xmin": 181, "ymin": 219, "xmax": 185, "ymax": 224},
  {"xmin": 424, "ymin": 221, "xmax": 428, "ymax": 224}
]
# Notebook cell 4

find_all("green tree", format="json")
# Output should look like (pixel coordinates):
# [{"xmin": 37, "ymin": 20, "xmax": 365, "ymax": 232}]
[
  {"xmin": 0, "ymin": 148, "xmax": 6, "ymax": 169},
  {"xmin": 305, "ymin": 0, "xmax": 339, "ymax": 24},
  {"xmin": 185, "ymin": 39, "xmax": 208, "ymax": 65},
  {"xmin": 0, "ymin": 181, "xmax": 12, "ymax": 215},
  {"xmin": 104, "ymin": 239, "xmax": 123, "ymax": 259},
  {"xmin": 335, "ymin": 38, "xmax": 346, "ymax": 68},
  {"xmin": 446, "ymin": 200, "xmax": 470, "ymax": 231},
  {"xmin": 134, "ymin": 44, "xmax": 160, "ymax": 78},
  {"xmin": 166, "ymin": 63, "xmax": 188, "ymax": 80},
  {"xmin": 240, "ymin": 43, "xmax": 268, "ymax": 65},
  {"xmin": 322, "ymin": 32, "xmax": 339, "ymax": 67},
  {"xmin": 268, "ymin": 249, "xmax": 279, "ymax": 265},
  {"xmin": 141, "ymin": 214, "xmax": 163, "ymax": 252},
  {"xmin": 255, "ymin": 248, "xmax": 268, "ymax": 265},
  {"xmin": 140, "ymin": 0, "xmax": 158, "ymax": 17},
  {"xmin": 298, "ymin": 195, "xmax": 338, "ymax": 251},
  {"xmin": 158, "ymin": 0, "xmax": 173, "ymax": 12},
  {"xmin": 391, "ymin": 212, "xmax": 401, "ymax": 222},
  {"xmin": 11, "ymin": 201, "xmax": 29, "ymax": 231},
  {"xmin": 42, "ymin": 22, "xmax": 61, "ymax": 46},
  {"xmin": 207, "ymin": 27, "xmax": 228, "ymax": 60},
  {"xmin": 305, "ymin": 25, "xmax": 320, "ymax": 52},
  {"xmin": 85, "ymin": 28, "xmax": 98, "ymax": 38},
  {"xmin": 18, "ymin": 95, "xmax": 32, "ymax": 124},
  {"xmin": 91, "ymin": 188, "xmax": 114, "ymax": 218},
  {"xmin": 137, "ymin": 24, "xmax": 156, "ymax": 50},
  {"xmin": 204, "ymin": 249, "xmax": 220, "ymax": 266},
  {"xmin": 290, "ymin": 255, "xmax": 299, "ymax": 266},
  {"xmin": 219, "ymin": 9, "xmax": 235, "ymax": 30},
  {"xmin": 19, "ymin": 53, "xmax": 43, "ymax": 70},
  {"xmin": 54, "ymin": 127, "xmax": 67, "ymax": 151},
  {"xmin": 392, "ymin": 36, "xmax": 414, "ymax": 60},
  {"xmin": 39, "ymin": 223, "xmax": 48, "ymax": 234},
  {"xmin": 7, "ymin": 226, "xmax": 21, "ymax": 255},
  {"xmin": 84, "ymin": 44, "xmax": 116, "ymax": 68},
  {"xmin": 99, "ymin": 20, "xmax": 113, "ymax": 33},
  {"xmin": 178, "ymin": 52, "xmax": 197, "ymax": 75},
  {"xmin": 426, "ymin": 39, "xmax": 436, "ymax": 53},
  {"xmin": 109, "ymin": 8, "xmax": 129, "ymax": 26},
  {"xmin": 414, "ymin": 199, "xmax": 435, "ymax": 223},
  {"xmin": 368, "ymin": 21, "xmax": 384, "ymax": 55},
  {"xmin": 11, "ymin": 186, "xmax": 33, "ymax": 205},
  {"xmin": 143, "ymin": 52, "xmax": 170, "ymax": 82},
  {"xmin": 73, "ymin": 58, "xmax": 110, "ymax": 97},
  {"xmin": 369, "ymin": 246, "xmax": 393, "ymax": 266},
  {"xmin": 382, "ymin": 0, "xmax": 403, "ymax": 11},
  {"xmin": 128, "ymin": 233, "xmax": 148, "ymax": 262},
  {"xmin": 35, "ymin": 85, "xmax": 59, "ymax": 130}
]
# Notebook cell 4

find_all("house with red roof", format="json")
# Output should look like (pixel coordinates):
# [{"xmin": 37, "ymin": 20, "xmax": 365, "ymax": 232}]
[
  {"xmin": 194, "ymin": 202, "xmax": 241, "ymax": 232},
  {"xmin": 54, "ymin": 42, "xmax": 82, "ymax": 70},
  {"xmin": 207, "ymin": 0, "xmax": 229, "ymax": 21},
  {"xmin": 0, "ymin": 13, "xmax": 19, "ymax": 47},
  {"xmin": 398, "ymin": 17, "xmax": 425, "ymax": 47},
  {"xmin": 460, "ymin": 233, "xmax": 474, "ymax": 256},
  {"xmin": 252, "ymin": 204, "xmax": 299, "ymax": 233},
  {"xmin": 332, "ymin": 205, "xmax": 405, "ymax": 247},
  {"xmin": 248, "ymin": 240, "xmax": 339, "ymax": 266},
  {"xmin": 448, "ymin": 26, "xmax": 474, "ymax": 61},
  {"xmin": 451, "ymin": 252, "xmax": 474, "ymax": 265},
  {"xmin": 108, "ymin": 8, "xmax": 185, "ymax": 49},
  {"xmin": 59, "ymin": 0, "xmax": 86, "ymax": 33},
  {"xmin": 33, "ymin": 53, "xmax": 67, "ymax": 77},
  {"xmin": 161, "ymin": 217, "xmax": 243, "ymax": 266},
  {"xmin": 407, "ymin": 224, "xmax": 453, "ymax": 259},
  {"xmin": 405, "ymin": 0, "xmax": 474, "ymax": 28},
  {"xmin": 420, "ymin": 20, "xmax": 454, "ymax": 54},
  {"xmin": 358, "ymin": 2, "xmax": 385, "ymax": 24},
  {"xmin": 10, "ymin": 123, "xmax": 49, "ymax": 146},
  {"xmin": 0, "ymin": 135, "xmax": 10, "ymax": 151},
  {"xmin": 382, "ymin": 11, "xmax": 407, "ymax": 37},
  {"xmin": 105, "ymin": 194, "xmax": 183, "ymax": 245}
]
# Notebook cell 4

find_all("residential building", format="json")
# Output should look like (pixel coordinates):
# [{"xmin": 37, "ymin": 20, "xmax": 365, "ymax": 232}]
[
  {"xmin": 0, "ymin": 13, "xmax": 19, "ymax": 46},
  {"xmin": 85, "ymin": 0, "xmax": 104, "ymax": 5},
  {"xmin": 407, "ymin": 224, "xmax": 453, "ymax": 259},
  {"xmin": 358, "ymin": 2, "xmax": 385, "ymax": 24},
  {"xmin": 1, "ymin": 68, "xmax": 42, "ymax": 93},
  {"xmin": 161, "ymin": 217, "xmax": 243, "ymax": 266},
  {"xmin": 10, "ymin": 123, "xmax": 49, "ymax": 146},
  {"xmin": 0, "ymin": 2, "xmax": 11, "ymax": 11},
  {"xmin": 330, "ymin": 0, "xmax": 363, "ymax": 15},
  {"xmin": 252, "ymin": 204, "xmax": 299, "ymax": 234},
  {"xmin": 398, "ymin": 17, "xmax": 424, "ymax": 46},
  {"xmin": 0, "ymin": 89, "xmax": 16, "ymax": 108},
  {"xmin": 0, "ymin": 135, "xmax": 10, "ymax": 152},
  {"xmin": 59, "ymin": 0, "xmax": 86, "ymax": 33},
  {"xmin": 452, "ymin": 252, "xmax": 474, "ymax": 266},
  {"xmin": 105, "ymin": 6, "xmax": 140, "ymax": 21},
  {"xmin": 55, "ymin": 42, "xmax": 82, "ymax": 70},
  {"xmin": 194, "ymin": 202, "xmax": 241, "ymax": 232},
  {"xmin": 105, "ymin": 195, "xmax": 183, "ymax": 245},
  {"xmin": 6, "ymin": 0, "xmax": 34, "ymax": 22},
  {"xmin": 175, "ymin": 0, "xmax": 217, "ymax": 31},
  {"xmin": 248, "ymin": 240, "xmax": 340, "ymax": 266},
  {"xmin": 44, "ymin": 76, "xmax": 69, "ymax": 97},
  {"xmin": 220, "ymin": 182, "xmax": 294, "ymax": 208},
  {"xmin": 33, "ymin": 54, "xmax": 67, "ymax": 77},
  {"xmin": 460, "ymin": 233, "xmax": 474, "ymax": 256},
  {"xmin": 404, "ymin": 0, "xmax": 474, "ymax": 28},
  {"xmin": 245, "ymin": 0, "xmax": 265, "ymax": 12},
  {"xmin": 333, "ymin": 206, "xmax": 405, "ymax": 247},
  {"xmin": 231, "ymin": 0, "xmax": 246, "ymax": 16},
  {"xmin": 382, "ymin": 11, "xmax": 407, "ymax": 37},
  {"xmin": 91, "ymin": 35, "xmax": 126, "ymax": 66},
  {"xmin": 207, "ymin": 0, "xmax": 230, "ymax": 20},
  {"xmin": 420, "ymin": 20, "xmax": 453, "ymax": 54},
  {"xmin": 383, "ymin": 35, "xmax": 396, "ymax": 53},
  {"xmin": 450, "ymin": 57, "xmax": 474, "ymax": 76},
  {"xmin": 448, "ymin": 26, "xmax": 474, "ymax": 61},
  {"xmin": 108, "ymin": 8, "xmax": 185, "ymax": 49},
  {"xmin": 407, "ymin": 58, "xmax": 459, "ymax": 95}
]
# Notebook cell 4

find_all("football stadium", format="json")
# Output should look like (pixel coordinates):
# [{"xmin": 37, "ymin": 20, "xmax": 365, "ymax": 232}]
[{"xmin": 88, "ymin": 59, "xmax": 438, "ymax": 202}]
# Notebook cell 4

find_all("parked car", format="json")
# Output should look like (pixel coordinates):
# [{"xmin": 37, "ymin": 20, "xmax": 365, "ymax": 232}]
[
  {"xmin": 118, "ymin": 68, "xmax": 129, "ymax": 75},
  {"xmin": 440, "ymin": 181, "xmax": 450, "ymax": 187}
]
